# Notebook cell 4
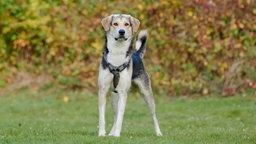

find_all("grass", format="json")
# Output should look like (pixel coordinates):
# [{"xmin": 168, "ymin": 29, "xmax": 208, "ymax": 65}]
[{"xmin": 0, "ymin": 90, "xmax": 255, "ymax": 144}]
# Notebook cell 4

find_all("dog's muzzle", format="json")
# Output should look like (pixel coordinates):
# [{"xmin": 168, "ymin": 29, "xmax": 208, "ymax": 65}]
[{"xmin": 115, "ymin": 29, "xmax": 128, "ymax": 41}]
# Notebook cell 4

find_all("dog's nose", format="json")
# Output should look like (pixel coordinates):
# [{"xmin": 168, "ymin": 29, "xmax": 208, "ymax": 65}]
[{"xmin": 119, "ymin": 29, "xmax": 125, "ymax": 35}]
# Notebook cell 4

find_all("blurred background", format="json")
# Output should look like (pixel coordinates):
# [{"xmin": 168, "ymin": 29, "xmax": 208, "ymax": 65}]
[{"xmin": 0, "ymin": 0, "xmax": 255, "ymax": 97}]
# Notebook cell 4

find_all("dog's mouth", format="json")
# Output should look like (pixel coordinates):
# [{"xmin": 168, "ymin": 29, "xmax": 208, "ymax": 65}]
[{"xmin": 114, "ymin": 36, "xmax": 128, "ymax": 41}]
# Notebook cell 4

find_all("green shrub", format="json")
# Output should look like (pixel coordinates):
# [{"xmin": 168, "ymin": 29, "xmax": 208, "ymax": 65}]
[{"xmin": 0, "ymin": 0, "xmax": 255, "ymax": 96}]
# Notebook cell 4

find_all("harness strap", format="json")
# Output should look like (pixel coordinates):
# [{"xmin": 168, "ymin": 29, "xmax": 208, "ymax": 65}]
[{"xmin": 103, "ymin": 52, "xmax": 132, "ymax": 89}]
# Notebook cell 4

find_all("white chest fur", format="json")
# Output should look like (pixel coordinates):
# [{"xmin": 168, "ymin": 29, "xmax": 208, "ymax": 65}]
[{"xmin": 107, "ymin": 39, "xmax": 131, "ymax": 66}]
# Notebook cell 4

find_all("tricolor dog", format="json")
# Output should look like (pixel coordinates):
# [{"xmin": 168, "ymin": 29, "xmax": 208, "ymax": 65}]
[{"xmin": 98, "ymin": 14, "xmax": 162, "ymax": 137}]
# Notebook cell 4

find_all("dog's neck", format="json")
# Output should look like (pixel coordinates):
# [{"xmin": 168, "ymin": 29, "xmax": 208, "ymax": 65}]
[{"xmin": 105, "ymin": 36, "xmax": 133, "ymax": 66}]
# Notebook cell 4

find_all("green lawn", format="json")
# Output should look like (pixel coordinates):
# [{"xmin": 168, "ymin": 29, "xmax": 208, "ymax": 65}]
[{"xmin": 0, "ymin": 90, "xmax": 255, "ymax": 144}]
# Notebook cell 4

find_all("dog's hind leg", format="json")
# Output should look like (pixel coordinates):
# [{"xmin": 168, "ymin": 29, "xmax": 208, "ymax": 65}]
[
  {"xmin": 134, "ymin": 72, "xmax": 163, "ymax": 136},
  {"xmin": 109, "ymin": 92, "xmax": 118, "ymax": 135}
]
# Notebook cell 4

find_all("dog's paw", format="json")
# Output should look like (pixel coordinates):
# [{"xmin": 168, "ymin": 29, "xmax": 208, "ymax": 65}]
[
  {"xmin": 156, "ymin": 132, "xmax": 163, "ymax": 136},
  {"xmin": 109, "ymin": 126, "xmax": 116, "ymax": 136},
  {"xmin": 108, "ymin": 132, "xmax": 120, "ymax": 137},
  {"xmin": 108, "ymin": 134, "xmax": 120, "ymax": 137},
  {"xmin": 98, "ymin": 130, "xmax": 106, "ymax": 137}
]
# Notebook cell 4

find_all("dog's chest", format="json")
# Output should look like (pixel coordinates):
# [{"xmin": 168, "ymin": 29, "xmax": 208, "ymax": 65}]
[{"xmin": 107, "ymin": 52, "xmax": 127, "ymax": 66}]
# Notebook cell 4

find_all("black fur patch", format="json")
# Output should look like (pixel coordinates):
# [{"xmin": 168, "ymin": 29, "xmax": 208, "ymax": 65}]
[{"xmin": 131, "ymin": 53, "xmax": 145, "ymax": 80}]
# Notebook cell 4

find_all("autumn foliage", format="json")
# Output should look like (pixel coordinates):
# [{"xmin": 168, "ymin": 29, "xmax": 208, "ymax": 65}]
[{"xmin": 0, "ymin": 0, "xmax": 255, "ymax": 96}]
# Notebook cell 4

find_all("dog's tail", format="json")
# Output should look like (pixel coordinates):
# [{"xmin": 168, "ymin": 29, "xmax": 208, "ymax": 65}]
[{"xmin": 135, "ymin": 30, "xmax": 148, "ymax": 59}]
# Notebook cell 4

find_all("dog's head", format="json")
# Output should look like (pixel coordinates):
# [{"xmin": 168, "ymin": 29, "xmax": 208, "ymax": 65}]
[{"xmin": 101, "ymin": 14, "xmax": 140, "ymax": 41}]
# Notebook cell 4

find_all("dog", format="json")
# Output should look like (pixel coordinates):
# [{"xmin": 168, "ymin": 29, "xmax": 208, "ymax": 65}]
[{"xmin": 98, "ymin": 14, "xmax": 162, "ymax": 137}]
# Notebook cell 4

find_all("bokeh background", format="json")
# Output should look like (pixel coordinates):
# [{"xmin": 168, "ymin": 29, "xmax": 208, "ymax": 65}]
[{"xmin": 0, "ymin": 0, "xmax": 255, "ymax": 96}]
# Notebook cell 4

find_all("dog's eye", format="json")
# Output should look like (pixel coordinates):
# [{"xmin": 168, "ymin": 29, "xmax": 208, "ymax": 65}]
[
  {"xmin": 125, "ymin": 23, "xmax": 129, "ymax": 26},
  {"xmin": 113, "ymin": 23, "xmax": 118, "ymax": 26}
]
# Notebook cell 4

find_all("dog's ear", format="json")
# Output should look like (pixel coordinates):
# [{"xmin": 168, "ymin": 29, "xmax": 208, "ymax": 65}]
[
  {"xmin": 130, "ymin": 17, "xmax": 140, "ymax": 33},
  {"xmin": 101, "ymin": 15, "xmax": 112, "ymax": 31}
]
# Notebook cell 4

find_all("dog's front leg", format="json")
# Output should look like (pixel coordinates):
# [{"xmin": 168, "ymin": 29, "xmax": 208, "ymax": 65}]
[
  {"xmin": 98, "ymin": 87, "xmax": 109, "ymax": 136},
  {"xmin": 109, "ymin": 90, "xmax": 127, "ymax": 137},
  {"xmin": 109, "ymin": 92, "xmax": 118, "ymax": 135}
]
